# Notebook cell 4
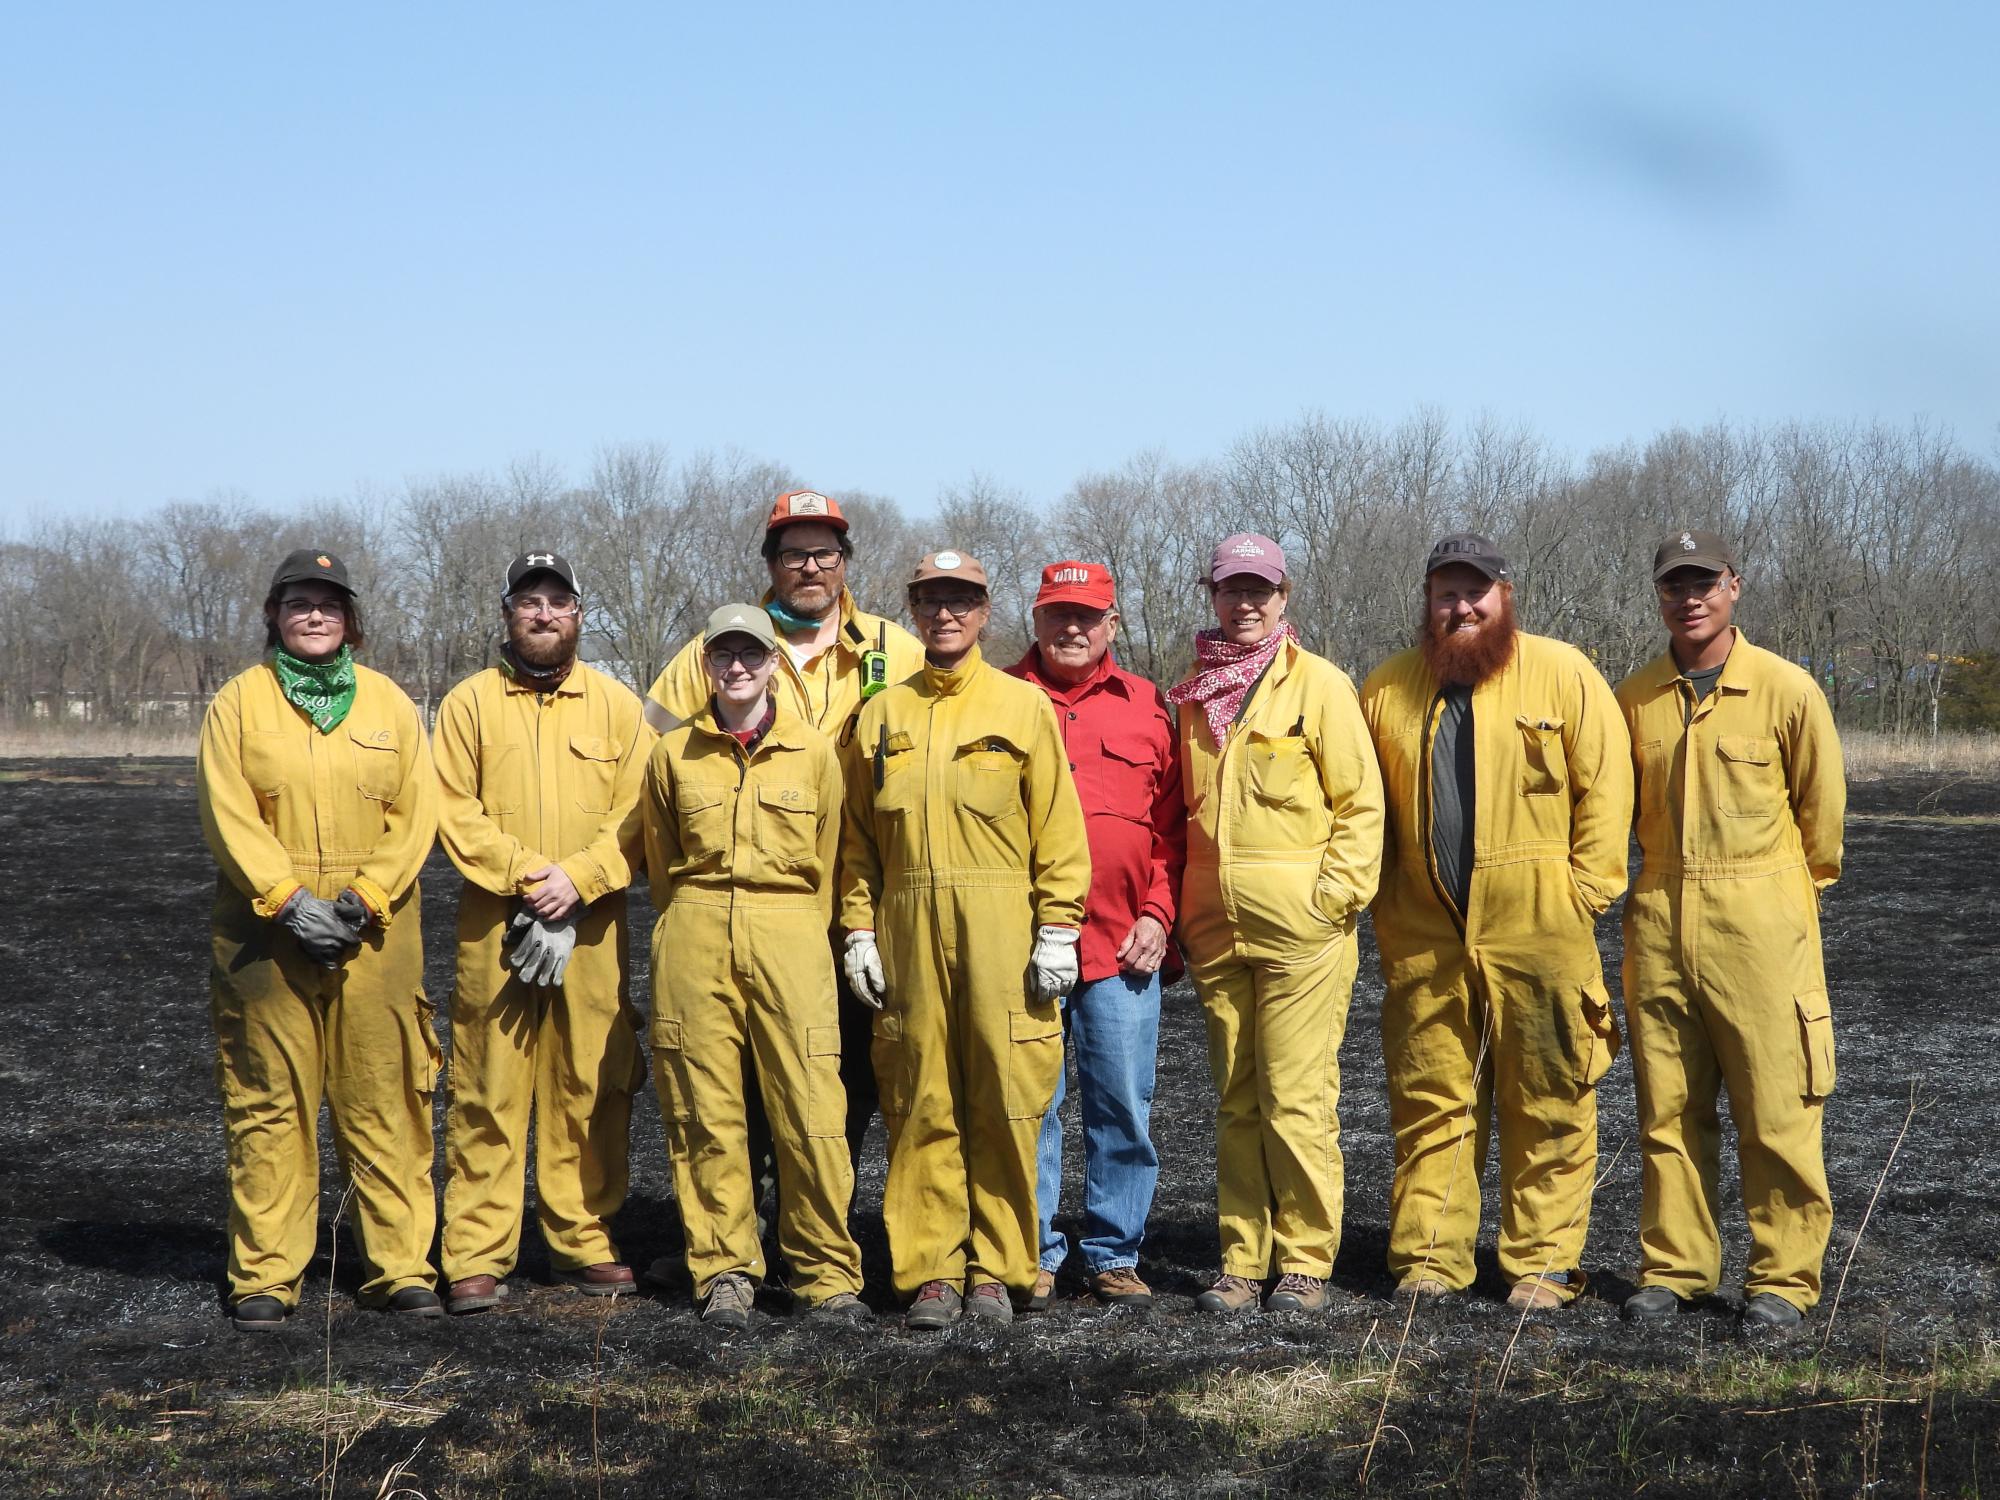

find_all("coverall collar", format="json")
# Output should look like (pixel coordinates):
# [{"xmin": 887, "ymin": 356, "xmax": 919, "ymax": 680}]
[
  {"xmin": 760, "ymin": 585, "xmax": 860, "ymax": 641},
  {"xmin": 688, "ymin": 696, "xmax": 806, "ymax": 757},
  {"xmin": 1634, "ymin": 627, "xmax": 1755, "ymax": 707},
  {"xmin": 922, "ymin": 644, "xmax": 985, "ymax": 696}
]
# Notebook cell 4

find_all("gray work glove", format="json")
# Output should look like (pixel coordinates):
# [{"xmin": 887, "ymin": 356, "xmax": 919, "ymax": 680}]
[
  {"xmin": 277, "ymin": 890, "xmax": 364, "ymax": 970},
  {"xmin": 505, "ymin": 910, "xmax": 578, "ymax": 988},
  {"xmin": 1028, "ymin": 925, "xmax": 1080, "ymax": 1004},
  {"xmin": 843, "ymin": 930, "xmax": 886, "ymax": 1010}
]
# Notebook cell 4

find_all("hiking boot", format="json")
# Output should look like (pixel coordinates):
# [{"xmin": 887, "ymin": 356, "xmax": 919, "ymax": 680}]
[
  {"xmin": 1091, "ymin": 1267, "xmax": 1154, "ymax": 1309},
  {"xmin": 701, "ymin": 1272, "xmax": 754, "ymax": 1333},
  {"xmin": 643, "ymin": 1255, "xmax": 680, "ymax": 1292},
  {"xmin": 446, "ymin": 1275, "xmax": 508, "ymax": 1316},
  {"xmin": 806, "ymin": 1291, "xmax": 872, "ymax": 1325},
  {"xmin": 1194, "ymin": 1273, "xmax": 1261, "ymax": 1314},
  {"xmin": 1392, "ymin": 1275, "xmax": 1453, "ymax": 1303},
  {"xmin": 559, "ymin": 1262, "xmax": 636, "ymax": 1297},
  {"xmin": 965, "ymin": 1281, "xmax": 1014, "ymax": 1324},
  {"xmin": 1739, "ymin": 1292, "xmax": 1804, "ymax": 1339},
  {"xmin": 1621, "ymin": 1286, "xmax": 1685, "ymax": 1324},
  {"xmin": 1506, "ymin": 1274, "xmax": 1571, "ymax": 1312},
  {"xmin": 229, "ymin": 1295, "xmax": 287, "ymax": 1332},
  {"xmin": 386, "ymin": 1287, "xmax": 445, "ymax": 1318},
  {"xmin": 1264, "ymin": 1273, "xmax": 1329, "ymax": 1313},
  {"xmin": 1024, "ymin": 1268, "xmax": 1057, "ymax": 1313},
  {"xmin": 905, "ymin": 1280, "xmax": 963, "ymax": 1330}
]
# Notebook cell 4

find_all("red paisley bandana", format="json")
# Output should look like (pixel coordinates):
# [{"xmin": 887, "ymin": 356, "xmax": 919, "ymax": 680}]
[{"xmin": 1167, "ymin": 623, "xmax": 1296, "ymax": 742}]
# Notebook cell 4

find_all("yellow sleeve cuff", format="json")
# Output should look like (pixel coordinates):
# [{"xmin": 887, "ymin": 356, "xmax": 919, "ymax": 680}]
[
  {"xmin": 348, "ymin": 876, "xmax": 394, "ymax": 928},
  {"xmin": 255, "ymin": 878, "xmax": 305, "ymax": 920}
]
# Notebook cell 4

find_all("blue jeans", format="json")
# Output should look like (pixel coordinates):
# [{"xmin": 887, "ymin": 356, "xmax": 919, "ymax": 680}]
[{"xmin": 1036, "ymin": 970, "xmax": 1162, "ymax": 1274}]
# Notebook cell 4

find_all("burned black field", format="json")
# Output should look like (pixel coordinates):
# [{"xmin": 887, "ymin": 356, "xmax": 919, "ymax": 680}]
[{"xmin": 2, "ymin": 760, "xmax": 1996, "ymax": 1498}]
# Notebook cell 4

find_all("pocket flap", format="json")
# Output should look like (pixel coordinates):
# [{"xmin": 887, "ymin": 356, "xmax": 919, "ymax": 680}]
[
  {"xmin": 677, "ymin": 782, "xmax": 725, "ymax": 812},
  {"xmin": 807, "ymin": 1024, "xmax": 842, "ymax": 1058},
  {"xmin": 757, "ymin": 783, "xmax": 817, "ymax": 814},
  {"xmin": 1718, "ymin": 735, "xmax": 1775, "ymax": 765},
  {"xmin": 1100, "ymin": 732, "xmax": 1155, "ymax": 767},
  {"xmin": 349, "ymin": 725, "xmax": 397, "ymax": 752},
  {"xmin": 1515, "ymin": 716, "xmax": 1565, "ymax": 737},
  {"xmin": 654, "ymin": 1018, "xmax": 684, "ymax": 1051},
  {"xmin": 570, "ymin": 733, "xmax": 619, "ymax": 762},
  {"xmin": 1010, "ymin": 1008, "xmax": 1063, "ymax": 1043}
]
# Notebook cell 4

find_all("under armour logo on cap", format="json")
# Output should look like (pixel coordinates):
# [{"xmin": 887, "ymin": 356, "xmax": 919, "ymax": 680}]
[{"xmin": 505, "ymin": 551, "xmax": 581, "ymax": 598}]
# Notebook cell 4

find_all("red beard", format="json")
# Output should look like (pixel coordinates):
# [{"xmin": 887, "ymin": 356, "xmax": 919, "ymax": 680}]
[{"xmin": 1419, "ymin": 591, "xmax": 1518, "ymax": 687}]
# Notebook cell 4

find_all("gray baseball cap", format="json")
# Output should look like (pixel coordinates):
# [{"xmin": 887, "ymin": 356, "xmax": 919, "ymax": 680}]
[
  {"xmin": 1425, "ymin": 533, "xmax": 1510, "ymax": 581},
  {"xmin": 703, "ymin": 602, "xmax": 778, "ymax": 650}
]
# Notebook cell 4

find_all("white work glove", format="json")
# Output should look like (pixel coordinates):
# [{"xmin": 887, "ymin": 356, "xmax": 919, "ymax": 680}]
[
  {"xmin": 1028, "ymin": 926, "xmax": 1081, "ymax": 1004},
  {"xmin": 505, "ymin": 910, "xmax": 578, "ymax": 988},
  {"xmin": 843, "ymin": 929, "xmax": 887, "ymax": 1010}
]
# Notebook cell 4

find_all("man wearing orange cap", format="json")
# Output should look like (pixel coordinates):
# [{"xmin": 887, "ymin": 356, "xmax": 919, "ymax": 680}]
[
  {"xmin": 1005, "ymin": 562, "xmax": 1185, "ymax": 1311},
  {"xmin": 642, "ymin": 492, "xmax": 924, "ymax": 1252}
]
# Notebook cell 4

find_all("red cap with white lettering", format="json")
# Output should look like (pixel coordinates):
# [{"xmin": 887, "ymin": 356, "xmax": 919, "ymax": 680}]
[{"xmin": 1033, "ymin": 560, "xmax": 1116, "ymax": 610}]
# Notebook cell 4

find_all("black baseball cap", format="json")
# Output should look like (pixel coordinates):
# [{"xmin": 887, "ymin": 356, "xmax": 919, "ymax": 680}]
[
  {"xmin": 1652, "ymin": 529, "xmax": 1737, "ymax": 581},
  {"xmin": 1424, "ymin": 533, "xmax": 1510, "ymax": 581},
  {"xmin": 505, "ymin": 551, "xmax": 581, "ymax": 597},
  {"xmin": 269, "ymin": 548, "xmax": 354, "ymax": 596}
]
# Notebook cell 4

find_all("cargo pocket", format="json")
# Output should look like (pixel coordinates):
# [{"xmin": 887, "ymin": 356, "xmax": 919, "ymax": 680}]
[
  {"xmin": 871, "ymin": 1009, "xmax": 911, "ymax": 1119},
  {"xmin": 652, "ymin": 1018, "xmax": 693, "ymax": 1122},
  {"xmin": 1560, "ymin": 979, "xmax": 1621, "ymax": 1093},
  {"xmin": 1516, "ymin": 717, "xmax": 1567, "ymax": 797},
  {"xmin": 1796, "ymin": 990, "xmax": 1836, "ymax": 1099},
  {"xmin": 805, "ymin": 1024, "xmax": 846, "ymax": 1137},
  {"xmin": 408, "ymin": 989, "xmax": 442, "ymax": 1099},
  {"xmin": 1005, "ymin": 1005, "xmax": 1065, "ymax": 1119}
]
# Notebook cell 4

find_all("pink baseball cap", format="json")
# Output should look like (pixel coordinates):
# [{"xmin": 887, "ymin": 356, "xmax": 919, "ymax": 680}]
[{"xmin": 1209, "ymin": 532, "xmax": 1286, "ymax": 585}]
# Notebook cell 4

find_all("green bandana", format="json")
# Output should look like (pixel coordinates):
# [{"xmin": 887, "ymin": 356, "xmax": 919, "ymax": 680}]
[{"xmin": 272, "ymin": 645, "xmax": 358, "ymax": 734}]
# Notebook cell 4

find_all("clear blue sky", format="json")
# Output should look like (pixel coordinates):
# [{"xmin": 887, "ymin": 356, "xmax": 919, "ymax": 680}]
[{"xmin": 3, "ymin": 2, "xmax": 1995, "ymax": 521}]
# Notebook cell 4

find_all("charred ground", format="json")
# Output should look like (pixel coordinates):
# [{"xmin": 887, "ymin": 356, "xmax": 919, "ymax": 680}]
[{"xmin": 1, "ymin": 760, "xmax": 1995, "ymax": 1498}]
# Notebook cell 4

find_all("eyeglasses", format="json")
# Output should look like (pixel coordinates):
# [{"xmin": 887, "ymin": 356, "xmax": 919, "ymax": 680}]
[
  {"xmin": 1655, "ymin": 574, "xmax": 1728, "ymax": 604},
  {"xmin": 912, "ymin": 594, "xmax": 986, "ymax": 618},
  {"xmin": 776, "ymin": 547, "xmax": 844, "ymax": 572},
  {"xmin": 705, "ymin": 644, "xmax": 771, "ymax": 669},
  {"xmin": 1212, "ymin": 582, "xmax": 1279, "ymax": 605},
  {"xmin": 278, "ymin": 597, "xmax": 345, "ymax": 619},
  {"xmin": 508, "ymin": 593, "xmax": 581, "ymax": 619}
]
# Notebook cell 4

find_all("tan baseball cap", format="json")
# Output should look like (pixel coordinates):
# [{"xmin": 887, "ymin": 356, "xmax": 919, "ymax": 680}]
[
  {"xmin": 909, "ymin": 549, "xmax": 989, "ymax": 590},
  {"xmin": 702, "ymin": 602, "xmax": 778, "ymax": 649}
]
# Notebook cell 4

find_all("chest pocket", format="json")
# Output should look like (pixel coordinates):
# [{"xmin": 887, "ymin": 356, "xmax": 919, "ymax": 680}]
[
  {"xmin": 1716, "ymin": 735, "xmax": 1782, "ymax": 818},
  {"xmin": 958, "ymin": 739, "xmax": 1024, "ymax": 822},
  {"xmin": 1090, "ymin": 732, "xmax": 1157, "ymax": 823},
  {"xmin": 570, "ymin": 734, "xmax": 620, "ymax": 814},
  {"xmin": 350, "ymin": 725, "xmax": 402, "ymax": 801},
  {"xmin": 1516, "ymin": 717, "xmax": 1567, "ymax": 797},
  {"xmin": 673, "ymin": 782, "xmax": 732, "ymax": 867},
  {"xmin": 242, "ymin": 729, "xmax": 290, "ymax": 797},
  {"xmin": 1237, "ymin": 732, "xmax": 1323, "ymax": 848},
  {"xmin": 755, "ymin": 782, "xmax": 819, "ymax": 870}
]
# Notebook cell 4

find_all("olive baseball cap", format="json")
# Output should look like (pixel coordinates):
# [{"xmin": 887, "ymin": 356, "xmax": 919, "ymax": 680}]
[
  {"xmin": 909, "ymin": 549, "xmax": 990, "ymax": 590},
  {"xmin": 1652, "ymin": 528, "xmax": 1737, "ymax": 580},
  {"xmin": 703, "ymin": 602, "xmax": 778, "ymax": 650},
  {"xmin": 269, "ymin": 548, "xmax": 353, "ymax": 595},
  {"xmin": 1424, "ymin": 533, "xmax": 1510, "ymax": 581}
]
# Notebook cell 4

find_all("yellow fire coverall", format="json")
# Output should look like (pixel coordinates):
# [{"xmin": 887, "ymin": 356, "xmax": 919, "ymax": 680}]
[
  {"xmin": 644, "ymin": 701, "xmax": 864, "ymax": 1303},
  {"xmin": 645, "ymin": 589, "xmax": 925, "ymax": 733},
  {"xmin": 197, "ymin": 660, "xmax": 440, "ymax": 1309},
  {"xmin": 839, "ymin": 647, "xmax": 1091, "ymax": 1299},
  {"xmin": 1361, "ymin": 633, "xmax": 1632, "ymax": 1299},
  {"xmin": 1177, "ymin": 638, "xmax": 1384, "ymax": 1281},
  {"xmin": 432, "ymin": 662, "xmax": 649, "ymax": 1283},
  {"xmin": 1616, "ymin": 631, "xmax": 1843, "ymax": 1310}
]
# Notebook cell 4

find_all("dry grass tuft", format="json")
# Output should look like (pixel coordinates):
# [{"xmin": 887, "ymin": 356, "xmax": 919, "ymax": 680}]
[
  {"xmin": 1841, "ymin": 729, "xmax": 2000, "ymax": 780},
  {"xmin": 0, "ymin": 724, "xmax": 198, "ymax": 758},
  {"xmin": 1174, "ymin": 1356, "xmax": 1386, "ymax": 1444}
]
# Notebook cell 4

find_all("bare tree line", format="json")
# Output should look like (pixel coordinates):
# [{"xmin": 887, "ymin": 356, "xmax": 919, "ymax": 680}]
[{"xmin": 4, "ymin": 413, "xmax": 1996, "ymax": 733}]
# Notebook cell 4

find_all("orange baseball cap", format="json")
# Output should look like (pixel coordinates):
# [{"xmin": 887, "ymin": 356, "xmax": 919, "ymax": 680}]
[
  {"xmin": 766, "ymin": 489, "xmax": 849, "ymax": 533},
  {"xmin": 1033, "ymin": 561, "xmax": 1115, "ymax": 610}
]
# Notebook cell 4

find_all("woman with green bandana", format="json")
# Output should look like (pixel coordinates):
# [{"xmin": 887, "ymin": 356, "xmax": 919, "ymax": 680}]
[{"xmin": 195, "ymin": 549, "xmax": 443, "ymax": 1331}]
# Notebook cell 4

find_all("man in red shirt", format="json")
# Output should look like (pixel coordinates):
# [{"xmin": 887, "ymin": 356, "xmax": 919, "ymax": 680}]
[{"xmin": 1007, "ymin": 562, "xmax": 1186, "ymax": 1309}]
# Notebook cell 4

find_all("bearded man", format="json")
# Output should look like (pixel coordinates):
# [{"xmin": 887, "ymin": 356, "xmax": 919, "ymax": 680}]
[
  {"xmin": 1360, "ymin": 534, "xmax": 1632, "ymax": 1311},
  {"xmin": 432, "ymin": 552, "xmax": 651, "ymax": 1313}
]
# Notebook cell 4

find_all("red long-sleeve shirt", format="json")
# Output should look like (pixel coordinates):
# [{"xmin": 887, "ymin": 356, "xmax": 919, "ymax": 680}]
[{"xmin": 1007, "ymin": 648, "xmax": 1186, "ymax": 983}]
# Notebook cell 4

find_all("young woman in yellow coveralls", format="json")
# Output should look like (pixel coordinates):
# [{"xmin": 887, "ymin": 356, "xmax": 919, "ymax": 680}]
[{"xmin": 196, "ymin": 549, "xmax": 442, "ymax": 1331}]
